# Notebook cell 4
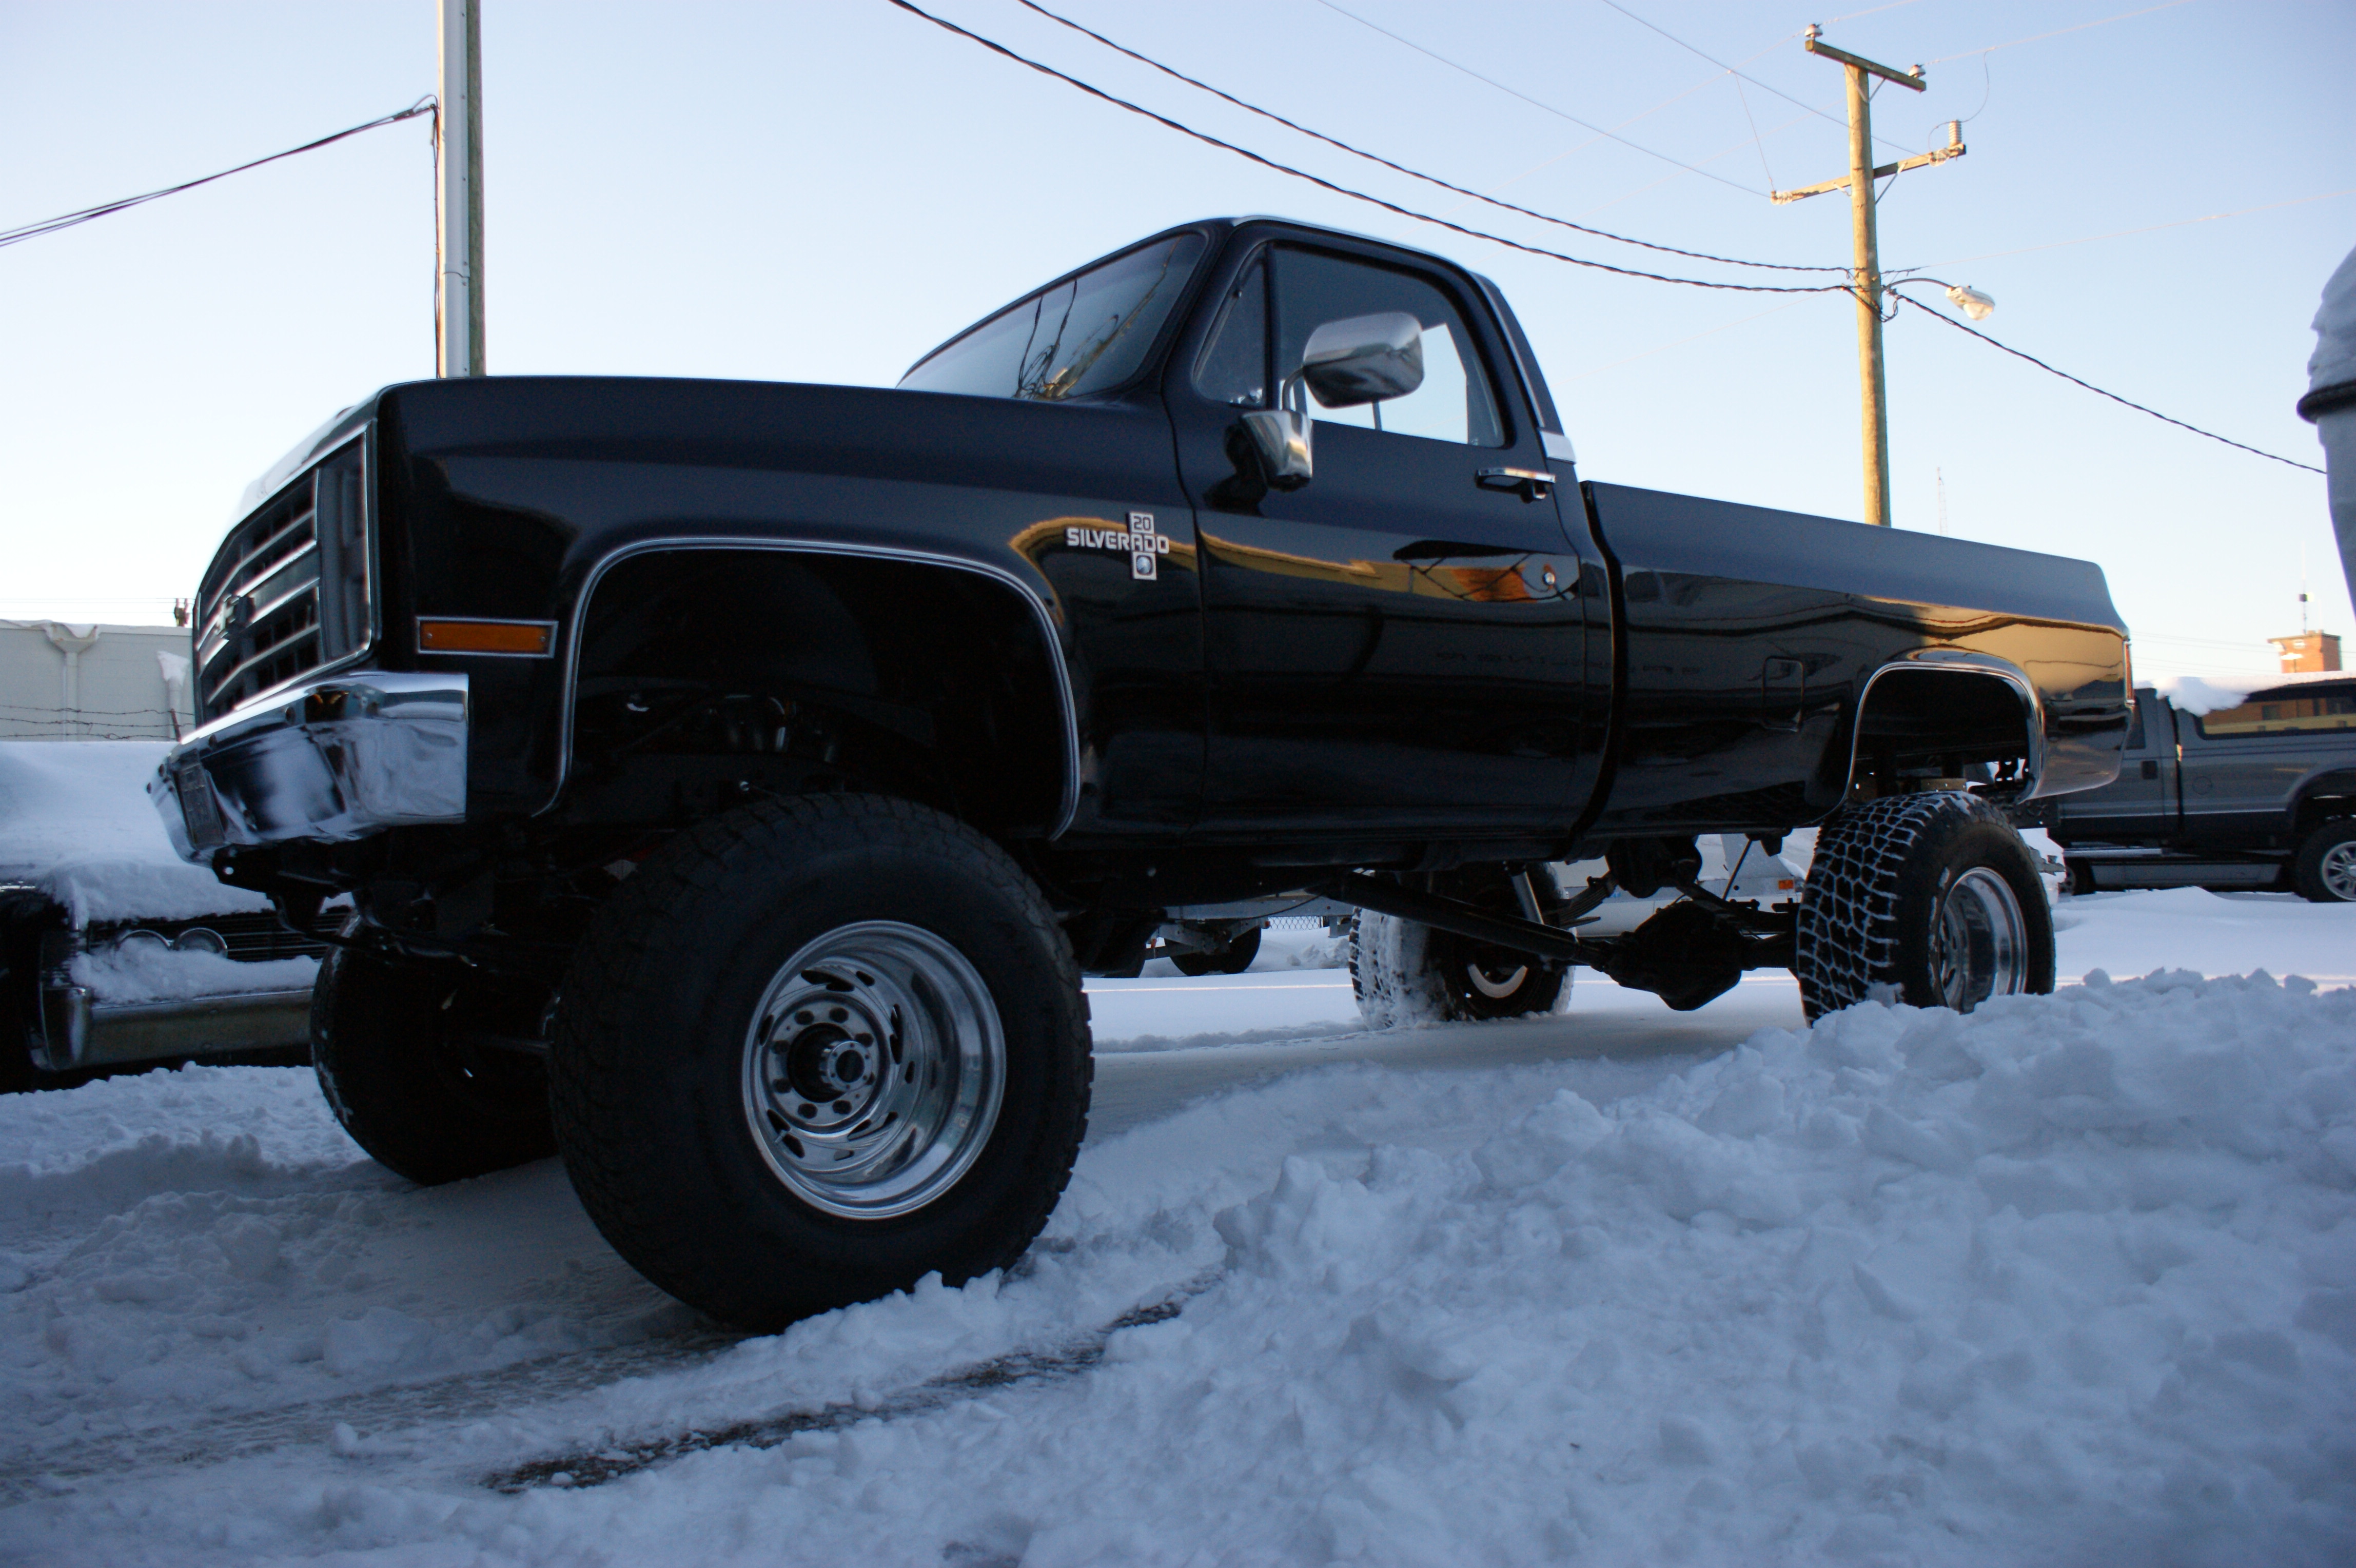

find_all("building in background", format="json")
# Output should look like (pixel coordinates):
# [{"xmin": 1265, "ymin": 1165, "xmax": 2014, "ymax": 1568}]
[
  {"xmin": 2271, "ymin": 631, "xmax": 2344, "ymax": 673},
  {"xmin": 0, "ymin": 620, "xmax": 195, "ymax": 740}
]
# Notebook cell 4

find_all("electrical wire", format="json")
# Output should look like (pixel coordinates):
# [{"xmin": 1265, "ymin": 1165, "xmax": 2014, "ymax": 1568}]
[
  {"xmin": 1011, "ymin": 0, "xmax": 1847, "ymax": 273},
  {"xmin": 1595, "ymin": 0, "xmax": 1912, "ymax": 161},
  {"xmin": 1306, "ymin": 0, "xmax": 1770, "ymax": 198},
  {"xmin": 887, "ymin": 0, "xmax": 1848, "ymax": 296},
  {"xmin": 1894, "ymin": 187, "xmax": 2356, "ymax": 272},
  {"xmin": 1430, "ymin": 25, "xmax": 1812, "ymax": 218},
  {"xmin": 0, "ymin": 98, "xmax": 436, "ymax": 251},
  {"xmin": 1889, "ymin": 284, "xmax": 2324, "ymax": 475},
  {"xmin": 1927, "ymin": 0, "xmax": 2201, "ymax": 65}
]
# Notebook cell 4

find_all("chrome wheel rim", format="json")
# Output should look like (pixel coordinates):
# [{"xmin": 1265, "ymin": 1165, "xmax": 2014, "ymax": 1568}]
[
  {"xmin": 1932, "ymin": 867, "xmax": 2028, "ymax": 1012},
  {"xmin": 1466, "ymin": 958, "xmax": 1530, "ymax": 999},
  {"xmin": 2322, "ymin": 840, "xmax": 2356, "ymax": 901},
  {"xmin": 740, "ymin": 921, "xmax": 1005, "ymax": 1220}
]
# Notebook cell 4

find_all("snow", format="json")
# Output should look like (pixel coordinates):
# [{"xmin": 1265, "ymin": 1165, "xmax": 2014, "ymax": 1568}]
[
  {"xmin": 69, "ymin": 943, "xmax": 319, "ymax": 1005},
  {"xmin": 0, "ymin": 741, "xmax": 269, "ymax": 925},
  {"xmin": 2155, "ymin": 670, "xmax": 2352, "ymax": 716},
  {"xmin": 2, "ymin": 891, "xmax": 2352, "ymax": 1564}
]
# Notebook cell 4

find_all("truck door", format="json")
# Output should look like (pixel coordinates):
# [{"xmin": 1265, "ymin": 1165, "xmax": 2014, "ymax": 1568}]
[
  {"xmin": 2176, "ymin": 682, "xmax": 2350, "ymax": 844},
  {"xmin": 2046, "ymin": 688, "xmax": 2176, "ymax": 841},
  {"xmin": 1163, "ymin": 236, "xmax": 1593, "ymax": 836}
]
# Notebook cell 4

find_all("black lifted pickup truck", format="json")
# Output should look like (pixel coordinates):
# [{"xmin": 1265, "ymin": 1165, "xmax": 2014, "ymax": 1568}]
[{"xmin": 154, "ymin": 219, "xmax": 2129, "ymax": 1326}]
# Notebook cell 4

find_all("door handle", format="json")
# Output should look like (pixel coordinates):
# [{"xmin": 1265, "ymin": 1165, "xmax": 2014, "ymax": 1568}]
[
  {"xmin": 1476, "ymin": 466, "xmax": 1556, "ymax": 501},
  {"xmin": 2141, "ymin": 759, "xmax": 2159, "ymax": 779}
]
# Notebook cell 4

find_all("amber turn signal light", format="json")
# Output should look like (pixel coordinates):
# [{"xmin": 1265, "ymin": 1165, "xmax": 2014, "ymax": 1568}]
[{"xmin": 416, "ymin": 618, "xmax": 557, "ymax": 656}]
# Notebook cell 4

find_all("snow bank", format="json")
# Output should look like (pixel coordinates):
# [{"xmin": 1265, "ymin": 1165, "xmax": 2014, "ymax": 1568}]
[
  {"xmin": 0, "ymin": 741, "xmax": 267, "ymax": 924},
  {"xmin": 8, "ymin": 971, "xmax": 2348, "ymax": 1564}
]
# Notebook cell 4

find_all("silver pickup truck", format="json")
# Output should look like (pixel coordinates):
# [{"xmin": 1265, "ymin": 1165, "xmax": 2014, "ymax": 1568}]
[{"xmin": 2028, "ymin": 676, "xmax": 2356, "ymax": 901}]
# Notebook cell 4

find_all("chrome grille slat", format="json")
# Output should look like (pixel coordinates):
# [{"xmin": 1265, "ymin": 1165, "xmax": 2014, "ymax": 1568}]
[
  {"xmin": 85, "ymin": 912, "xmax": 330, "ymax": 963},
  {"xmin": 194, "ymin": 438, "xmax": 372, "ymax": 722}
]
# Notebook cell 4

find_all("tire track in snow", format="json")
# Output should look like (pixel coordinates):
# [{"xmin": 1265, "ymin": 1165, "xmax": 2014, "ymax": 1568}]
[
  {"xmin": 482, "ymin": 1275, "xmax": 1222, "ymax": 1494},
  {"xmin": 0, "ymin": 1321, "xmax": 747, "ymax": 1500}
]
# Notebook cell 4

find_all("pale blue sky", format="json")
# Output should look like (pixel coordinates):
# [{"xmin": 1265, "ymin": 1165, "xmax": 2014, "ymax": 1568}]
[{"xmin": 3, "ymin": 0, "xmax": 2349, "ymax": 679}]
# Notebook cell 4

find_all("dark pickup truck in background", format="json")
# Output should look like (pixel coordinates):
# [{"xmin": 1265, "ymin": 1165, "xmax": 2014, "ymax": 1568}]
[
  {"xmin": 151, "ymin": 217, "xmax": 2129, "ymax": 1326},
  {"xmin": 2027, "ymin": 677, "xmax": 2356, "ymax": 901}
]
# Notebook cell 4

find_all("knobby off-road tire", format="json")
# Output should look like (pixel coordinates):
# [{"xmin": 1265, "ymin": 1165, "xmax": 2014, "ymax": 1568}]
[
  {"xmin": 2291, "ymin": 819, "xmax": 2356, "ymax": 903},
  {"xmin": 1795, "ymin": 790, "xmax": 2056, "ymax": 1022},
  {"xmin": 1348, "ymin": 910, "xmax": 1567, "ymax": 1027},
  {"xmin": 549, "ymin": 794, "xmax": 1091, "ymax": 1330},
  {"xmin": 311, "ymin": 947, "xmax": 557, "ymax": 1184}
]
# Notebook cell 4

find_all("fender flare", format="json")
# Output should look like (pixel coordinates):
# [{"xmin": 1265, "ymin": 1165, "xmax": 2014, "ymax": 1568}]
[{"xmin": 545, "ymin": 537, "xmax": 1082, "ymax": 837}]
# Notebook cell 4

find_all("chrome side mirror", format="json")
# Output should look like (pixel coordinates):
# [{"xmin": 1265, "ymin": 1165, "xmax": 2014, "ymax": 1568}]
[
  {"xmin": 1234, "ymin": 312, "xmax": 1426, "ymax": 493},
  {"xmin": 1240, "ymin": 406, "xmax": 1313, "ymax": 491},
  {"xmin": 1299, "ymin": 311, "xmax": 1424, "ymax": 408}
]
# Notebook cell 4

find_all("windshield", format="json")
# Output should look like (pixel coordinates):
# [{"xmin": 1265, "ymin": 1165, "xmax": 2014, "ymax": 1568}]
[{"xmin": 900, "ymin": 233, "xmax": 1205, "ymax": 402}]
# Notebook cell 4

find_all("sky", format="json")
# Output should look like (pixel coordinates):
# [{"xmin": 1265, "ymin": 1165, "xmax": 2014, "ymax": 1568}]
[{"xmin": 2, "ymin": 0, "xmax": 2350, "ymax": 682}]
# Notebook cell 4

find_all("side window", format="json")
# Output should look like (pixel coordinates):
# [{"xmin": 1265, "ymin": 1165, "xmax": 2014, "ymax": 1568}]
[
  {"xmin": 1271, "ymin": 247, "xmax": 1504, "ymax": 447},
  {"xmin": 901, "ymin": 233, "xmax": 1206, "ymax": 402},
  {"xmin": 1192, "ymin": 256, "xmax": 1268, "ymax": 408},
  {"xmin": 2125, "ymin": 697, "xmax": 2147, "ymax": 752}
]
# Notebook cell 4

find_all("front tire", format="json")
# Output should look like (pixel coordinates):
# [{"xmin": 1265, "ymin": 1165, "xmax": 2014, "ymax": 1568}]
[
  {"xmin": 549, "ymin": 794, "xmax": 1090, "ymax": 1329},
  {"xmin": 1795, "ymin": 790, "xmax": 2055, "ymax": 1022},
  {"xmin": 2292, "ymin": 820, "xmax": 2356, "ymax": 903},
  {"xmin": 311, "ymin": 947, "xmax": 557, "ymax": 1184}
]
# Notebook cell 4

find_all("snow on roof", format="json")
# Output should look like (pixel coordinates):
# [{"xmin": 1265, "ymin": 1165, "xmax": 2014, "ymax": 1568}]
[
  {"xmin": 0, "ymin": 741, "xmax": 271, "ymax": 924},
  {"xmin": 2152, "ymin": 668, "xmax": 2352, "ymax": 715}
]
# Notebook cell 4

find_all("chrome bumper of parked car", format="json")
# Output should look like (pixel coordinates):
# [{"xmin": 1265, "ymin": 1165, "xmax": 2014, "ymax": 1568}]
[
  {"xmin": 34, "ymin": 983, "xmax": 316, "ymax": 1072},
  {"xmin": 151, "ymin": 672, "xmax": 469, "ymax": 860}
]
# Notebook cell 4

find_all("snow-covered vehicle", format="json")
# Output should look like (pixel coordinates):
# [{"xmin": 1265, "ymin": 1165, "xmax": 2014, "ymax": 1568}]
[
  {"xmin": 0, "ymin": 741, "xmax": 324, "ymax": 1091},
  {"xmin": 150, "ymin": 218, "xmax": 2129, "ymax": 1326},
  {"xmin": 2026, "ymin": 677, "xmax": 2356, "ymax": 901}
]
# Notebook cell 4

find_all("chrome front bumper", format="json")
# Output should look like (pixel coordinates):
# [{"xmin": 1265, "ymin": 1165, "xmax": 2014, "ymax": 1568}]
[{"xmin": 152, "ymin": 672, "xmax": 469, "ymax": 860}]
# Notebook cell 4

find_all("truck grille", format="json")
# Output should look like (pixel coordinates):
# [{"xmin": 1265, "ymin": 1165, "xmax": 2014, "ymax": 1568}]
[
  {"xmin": 81, "ymin": 912, "xmax": 332, "ymax": 964},
  {"xmin": 194, "ymin": 438, "xmax": 371, "ymax": 722}
]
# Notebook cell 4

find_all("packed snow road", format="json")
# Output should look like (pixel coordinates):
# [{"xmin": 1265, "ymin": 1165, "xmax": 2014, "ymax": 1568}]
[{"xmin": 2, "ymin": 889, "xmax": 2352, "ymax": 1565}]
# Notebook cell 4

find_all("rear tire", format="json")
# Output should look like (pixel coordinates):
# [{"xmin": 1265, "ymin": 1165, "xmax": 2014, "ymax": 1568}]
[
  {"xmin": 311, "ymin": 947, "xmax": 557, "ymax": 1184},
  {"xmin": 548, "ymin": 794, "xmax": 1091, "ymax": 1330},
  {"xmin": 1348, "ymin": 910, "xmax": 1566, "ymax": 1026},
  {"xmin": 2292, "ymin": 820, "xmax": 2356, "ymax": 903},
  {"xmin": 1795, "ymin": 790, "xmax": 2055, "ymax": 1022}
]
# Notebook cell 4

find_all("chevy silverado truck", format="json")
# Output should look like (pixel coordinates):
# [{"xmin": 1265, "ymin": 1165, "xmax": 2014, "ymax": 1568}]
[
  {"xmin": 153, "ymin": 218, "xmax": 2130, "ymax": 1326},
  {"xmin": 2026, "ymin": 677, "xmax": 2355, "ymax": 900}
]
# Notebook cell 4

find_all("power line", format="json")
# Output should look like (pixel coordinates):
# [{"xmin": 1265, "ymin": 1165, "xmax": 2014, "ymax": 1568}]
[
  {"xmin": 0, "ymin": 99, "xmax": 436, "ymax": 250},
  {"xmin": 887, "ymin": 0, "xmax": 1849, "ymax": 296},
  {"xmin": 1595, "ymin": 0, "xmax": 1913, "ymax": 161},
  {"xmin": 1011, "ymin": 0, "xmax": 1846, "ymax": 273},
  {"xmin": 1890, "ymin": 285, "xmax": 2324, "ymax": 475},
  {"xmin": 1895, "ymin": 186, "xmax": 2356, "ymax": 272},
  {"xmin": 1928, "ymin": 0, "xmax": 2202, "ymax": 64},
  {"xmin": 1306, "ymin": 0, "xmax": 1769, "ymax": 198}
]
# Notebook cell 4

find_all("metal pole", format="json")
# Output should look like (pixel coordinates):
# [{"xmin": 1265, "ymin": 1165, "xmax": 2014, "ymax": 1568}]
[
  {"xmin": 1845, "ymin": 63, "xmax": 1890, "ymax": 527},
  {"xmin": 437, "ymin": 0, "xmax": 485, "ymax": 377}
]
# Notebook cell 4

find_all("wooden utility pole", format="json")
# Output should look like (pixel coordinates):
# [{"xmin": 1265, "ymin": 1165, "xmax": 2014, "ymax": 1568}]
[
  {"xmin": 1773, "ymin": 26, "xmax": 1964, "ymax": 527},
  {"xmin": 437, "ymin": 0, "xmax": 485, "ymax": 377}
]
